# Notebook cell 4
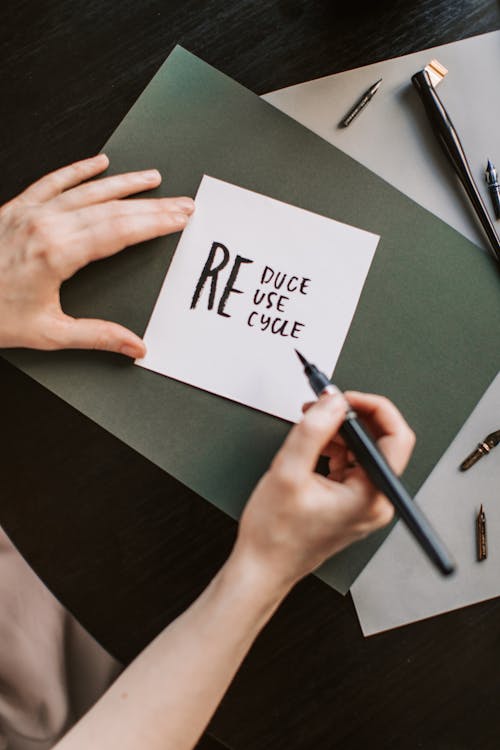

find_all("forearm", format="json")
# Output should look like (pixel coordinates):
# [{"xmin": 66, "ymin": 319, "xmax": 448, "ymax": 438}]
[{"xmin": 55, "ymin": 551, "xmax": 288, "ymax": 750}]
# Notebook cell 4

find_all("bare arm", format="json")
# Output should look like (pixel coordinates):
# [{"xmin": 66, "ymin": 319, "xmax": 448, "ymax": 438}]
[
  {"xmin": 54, "ymin": 391, "xmax": 415, "ymax": 750},
  {"xmin": 0, "ymin": 161, "xmax": 414, "ymax": 749},
  {"xmin": 56, "ymin": 554, "xmax": 283, "ymax": 750}
]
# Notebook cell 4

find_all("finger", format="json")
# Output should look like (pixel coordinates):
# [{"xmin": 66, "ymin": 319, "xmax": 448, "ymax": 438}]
[
  {"xmin": 327, "ymin": 444, "xmax": 349, "ymax": 471},
  {"xmin": 319, "ymin": 435, "xmax": 352, "ymax": 459},
  {"xmin": 302, "ymin": 401, "xmax": 347, "ymax": 445},
  {"xmin": 375, "ymin": 434, "xmax": 414, "ymax": 477},
  {"xmin": 344, "ymin": 473, "xmax": 395, "ymax": 531},
  {"xmin": 68, "ymin": 210, "xmax": 190, "ymax": 272},
  {"xmin": 326, "ymin": 447, "xmax": 360, "ymax": 484},
  {"xmin": 368, "ymin": 497, "xmax": 395, "ymax": 530},
  {"xmin": 344, "ymin": 391, "xmax": 410, "ymax": 439},
  {"xmin": 301, "ymin": 401, "xmax": 315, "ymax": 413},
  {"xmin": 18, "ymin": 154, "xmax": 109, "ymax": 204},
  {"xmin": 53, "ymin": 169, "xmax": 164, "ymax": 210},
  {"xmin": 303, "ymin": 405, "xmax": 346, "ymax": 459},
  {"xmin": 55, "ymin": 316, "xmax": 146, "ymax": 358},
  {"xmin": 327, "ymin": 467, "xmax": 347, "ymax": 483},
  {"xmin": 344, "ymin": 391, "xmax": 415, "ymax": 475},
  {"xmin": 274, "ymin": 393, "xmax": 348, "ymax": 475},
  {"xmin": 69, "ymin": 196, "xmax": 195, "ymax": 229}
]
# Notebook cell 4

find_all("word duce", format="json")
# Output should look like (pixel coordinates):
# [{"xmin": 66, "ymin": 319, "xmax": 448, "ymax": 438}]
[{"xmin": 260, "ymin": 266, "xmax": 310, "ymax": 295}]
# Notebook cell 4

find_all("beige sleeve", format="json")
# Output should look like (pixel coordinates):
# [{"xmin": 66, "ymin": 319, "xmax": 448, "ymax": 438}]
[{"xmin": 0, "ymin": 527, "xmax": 121, "ymax": 750}]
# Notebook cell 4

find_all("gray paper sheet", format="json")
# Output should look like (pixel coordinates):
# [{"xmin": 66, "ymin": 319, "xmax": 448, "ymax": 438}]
[
  {"xmin": 264, "ymin": 31, "xmax": 500, "ymax": 252},
  {"xmin": 351, "ymin": 373, "xmax": 500, "ymax": 636}
]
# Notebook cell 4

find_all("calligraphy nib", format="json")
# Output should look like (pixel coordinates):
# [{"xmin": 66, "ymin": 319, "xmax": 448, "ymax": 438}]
[{"xmin": 294, "ymin": 349, "xmax": 309, "ymax": 368}]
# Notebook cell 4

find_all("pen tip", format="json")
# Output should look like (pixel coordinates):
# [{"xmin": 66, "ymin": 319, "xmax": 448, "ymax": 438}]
[
  {"xmin": 487, "ymin": 159, "xmax": 494, "ymax": 170},
  {"xmin": 294, "ymin": 349, "xmax": 308, "ymax": 367},
  {"xmin": 479, "ymin": 503, "xmax": 483, "ymax": 514}
]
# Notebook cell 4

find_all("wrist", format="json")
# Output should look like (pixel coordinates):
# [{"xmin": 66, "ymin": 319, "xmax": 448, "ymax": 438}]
[{"xmin": 221, "ymin": 546, "xmax": 292, "ymax": 622}]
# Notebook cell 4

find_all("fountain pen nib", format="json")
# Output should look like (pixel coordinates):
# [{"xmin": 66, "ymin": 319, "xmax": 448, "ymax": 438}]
[{"xmin": 460, "ymin": 430, "xmax": 500, "ymax": 471}]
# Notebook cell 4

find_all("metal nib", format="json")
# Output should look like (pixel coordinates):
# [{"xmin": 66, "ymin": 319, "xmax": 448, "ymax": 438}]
[
  {"xmin": 477, "ymin": 504, "xmax": 487, "ymax": 561},
  {"xmin": 460, "ymin": 430, "xmax": 500, "ymax": 471},
  {"xmin": 485, "ymin": 159, "xmax": 498, "ymax": 184}
]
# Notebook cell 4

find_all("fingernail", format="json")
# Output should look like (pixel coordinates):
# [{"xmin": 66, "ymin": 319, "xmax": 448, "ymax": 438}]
[
  {"xmin": 173, "ymin": 212, "xmax": 189, "ymax": 225},
  {"xmin": 143, "ymin": 169, "xmax": 161, "ymax": 182},
  {"xmin": 96, "ymin": 153, "xmax": 108, "ymax": 163},
  {"xmin": 174, "ymin": 197, "xmax": 195, "ymax": 213},
  {"xmin": 121, "ymin": 344, "xmax": 143, "ymax": 359}
]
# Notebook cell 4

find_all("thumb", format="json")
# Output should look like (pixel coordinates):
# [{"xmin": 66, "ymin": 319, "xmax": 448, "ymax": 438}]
[
  {"xmin": 277, "ymin": 393, "xmax": 348, "ymax": 474},
  {"xmin": 57, "ymin": 316, "xmax": 146, "ymax": 358}
]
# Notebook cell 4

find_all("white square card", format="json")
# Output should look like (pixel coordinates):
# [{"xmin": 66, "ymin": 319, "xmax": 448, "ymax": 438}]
[{"xmin": 137, "ymin": 176, "xmax": 379, "ymax": 422}]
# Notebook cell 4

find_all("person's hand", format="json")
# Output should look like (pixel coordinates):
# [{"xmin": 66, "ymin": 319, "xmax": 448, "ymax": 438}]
[
  {"xmin": 233, "ymin": 391, "xmax": 415, "ymax": 595},
  {"xmin": 0, "ymin": 153, "xmax": 194, "ymax": 357}
]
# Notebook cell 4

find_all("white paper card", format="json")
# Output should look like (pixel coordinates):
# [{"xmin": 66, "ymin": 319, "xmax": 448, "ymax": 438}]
[
  {"xmin": 137, "ymin": 176, "xmax": 378, "ymax": 422},
  {"xmin": 351, "ymin": 372, "xmax": 500, "ymax": 636}
]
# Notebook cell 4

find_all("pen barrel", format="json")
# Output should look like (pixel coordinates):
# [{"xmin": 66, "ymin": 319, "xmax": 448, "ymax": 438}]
[
  {"xmin": 487, "ymin": 184, "xmax": 500, "ymax": 220},
  {"xmin": 412, "ymin": 70, "xmax": 500, "ymax": 263},
  {"xmin": 340, "ymin": 417, "xmax": 455, "ymax": 576}
]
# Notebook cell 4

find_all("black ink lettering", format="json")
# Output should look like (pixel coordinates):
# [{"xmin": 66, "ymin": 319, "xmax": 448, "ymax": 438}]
[
  {"xmin": 271, "ymin": 317, "xmax": 288, "ymax": 336},
  {"xmin": 247, "ymin": 312, "xmax": 306, "ymax": 338},
  {"xmin": 276, "ymin": 294, "xmax": 289, "ymax": 312},
  {"xmin": 191, "ymin": 242, "xmax": 230, "ymax": 310},
  {"xmin": 300, "ymin": 278, "xmax": 311, "ymax": 295},
  {"xmin": 253, "ymin": 289, "xmax": 265, "ymax": 306},
  {"xmin": 274, "ymin": 271, "xmax": 285, "ymax": 290},
  {"xmin": 261, "ymin": 266, "xmax": 274, "ymax": 285},
  {"xmin": 266, "ymin": 292, "xmax": 277, "ymax": 309},
  {"xmin": 217, "ymin": 255, "xmax": 254, "ymax": 317},
  {"xmin": 261, "ymin": 314, "xmax": 271, "ymax": 331},
  {"xmin": 286, "ymin": 276, "xmax": 299, "ymax": 293}
]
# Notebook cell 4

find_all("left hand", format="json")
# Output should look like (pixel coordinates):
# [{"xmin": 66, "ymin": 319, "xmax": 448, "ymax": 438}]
[{"xmin": 0, "ymin": 154, "xmax": 194, "ymax": 357}]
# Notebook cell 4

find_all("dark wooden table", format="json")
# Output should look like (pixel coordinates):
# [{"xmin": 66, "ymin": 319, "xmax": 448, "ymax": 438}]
[{"xmin": 2, "ymin": 2, "xmax": 500, "ymax": 749}]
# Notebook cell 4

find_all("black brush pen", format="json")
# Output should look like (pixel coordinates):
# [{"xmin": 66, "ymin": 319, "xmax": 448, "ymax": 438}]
[
  {"xmin": 295, "ymin": 350, "xmax": 455, "ymax": 576},
  {"xmin": 411, "ymin": 68, "xmax": 500, "ymax": 264}
]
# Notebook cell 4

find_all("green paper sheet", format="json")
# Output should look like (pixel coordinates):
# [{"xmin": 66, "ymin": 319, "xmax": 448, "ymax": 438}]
[{"xmin": 5, "ymin": 47, "xmax": 499, "ymax": 593}]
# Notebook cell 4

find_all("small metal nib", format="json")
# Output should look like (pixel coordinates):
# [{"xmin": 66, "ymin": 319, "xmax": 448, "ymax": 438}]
[
  {"xmin": 485, "ymin": 159, "xmax": 498, "ymax": 183},
  {"xmin": 477, "ymin": 504, "xmax": 487, "ymax": 561},
  {"xmin": 460, "ymin": 430, "xmax": 500, "ymax": 471}
]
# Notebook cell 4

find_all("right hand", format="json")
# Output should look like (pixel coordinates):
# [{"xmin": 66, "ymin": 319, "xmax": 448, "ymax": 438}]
[{"xmin": 232, "ymin": 390, "xmax": 415, "ymax": 596}]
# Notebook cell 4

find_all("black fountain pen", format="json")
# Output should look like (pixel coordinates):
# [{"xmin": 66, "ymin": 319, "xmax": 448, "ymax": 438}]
[
  {"xmin": 411, "ymin": 68, "xmax": 500, "ymax": 264},
  {"xmin": 295, "ymin": 350, "xmax": 455, "ymax": 576}
]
